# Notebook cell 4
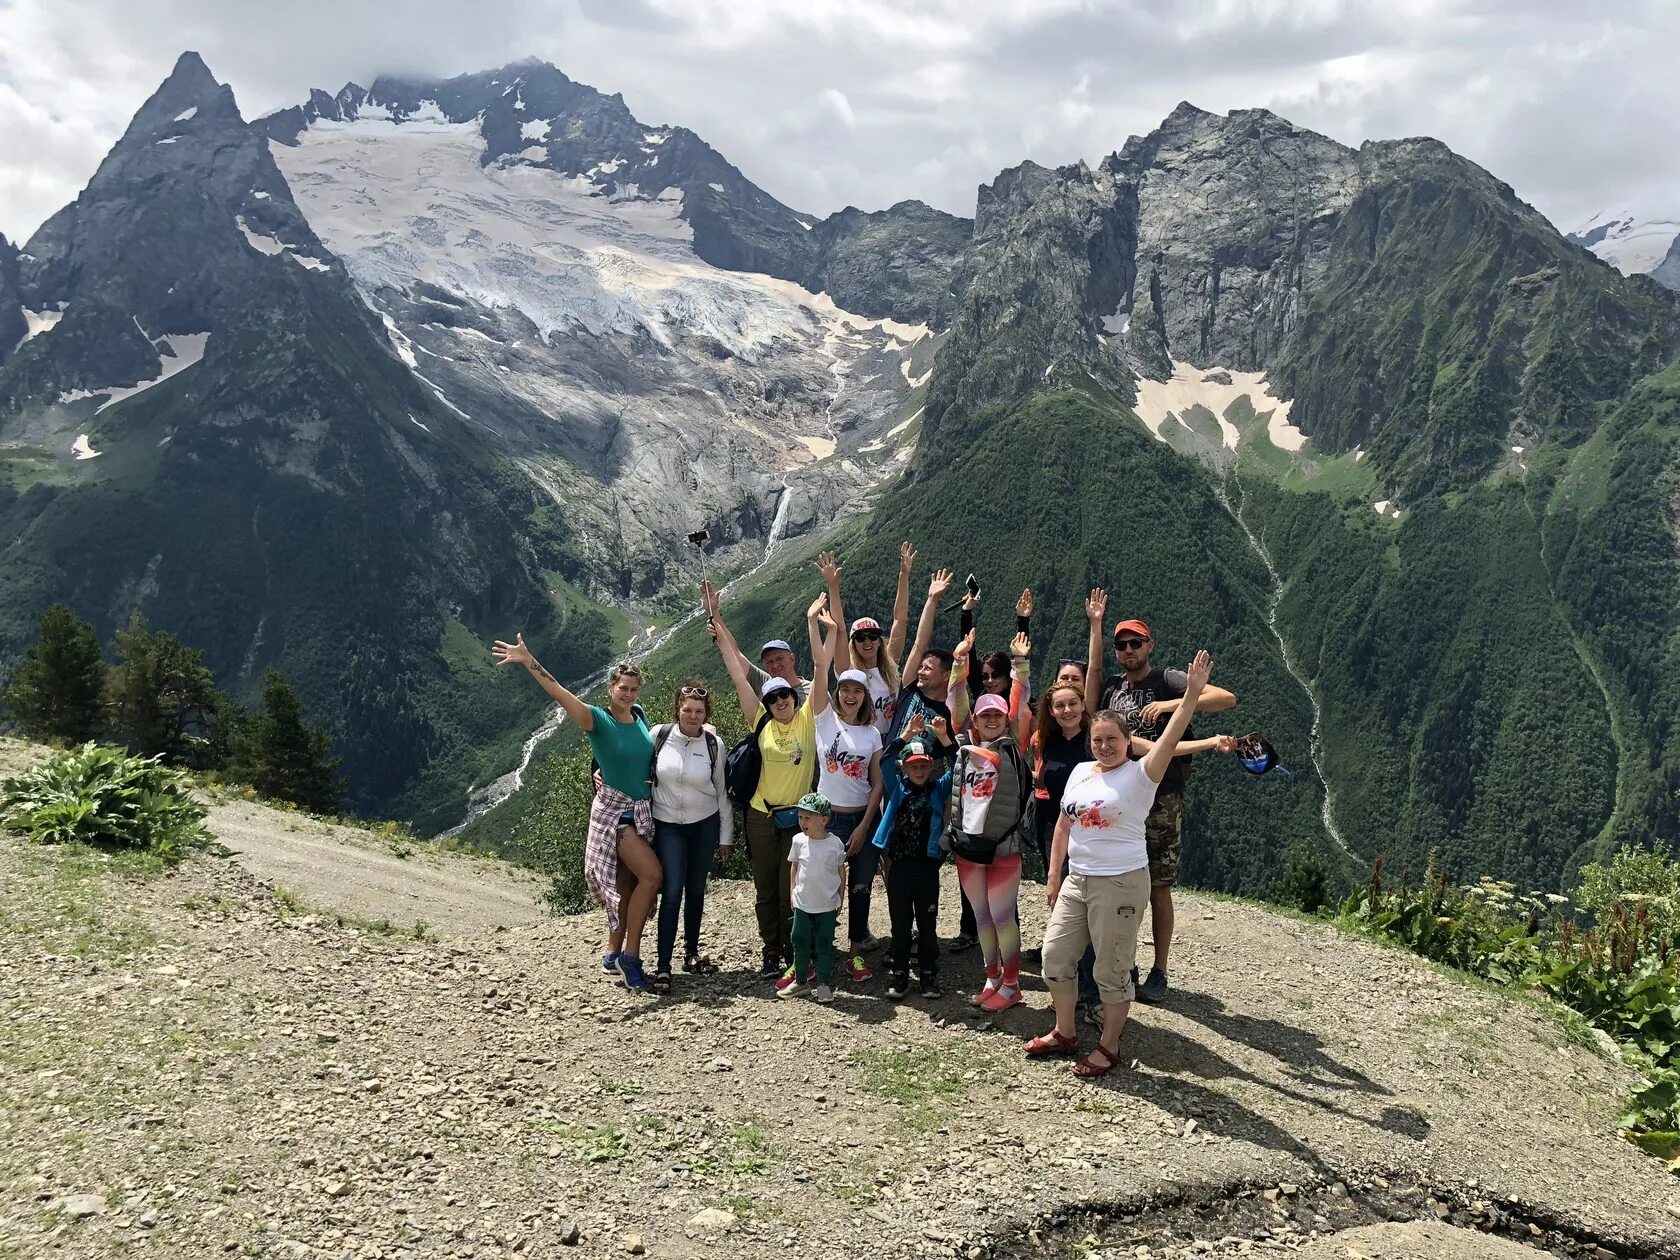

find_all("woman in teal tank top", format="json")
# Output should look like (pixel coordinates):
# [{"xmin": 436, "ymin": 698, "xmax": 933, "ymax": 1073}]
[{"xmin": 492, "ymin": 633, "xmax": 661, "ymax": 992}]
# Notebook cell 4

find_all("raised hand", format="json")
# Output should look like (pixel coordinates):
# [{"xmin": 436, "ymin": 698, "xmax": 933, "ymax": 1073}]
[
  {"xmin": 816, "ymin": 604, "xmax": 838, "ymax": 632},
  {"xmin": 961, "ymin": 587, "xmax": 980, "ymax": 611},
  {"xmin": 1085, "ymin": 587, "xmax": 1108, "ymax": 623},
  {"xmin": 816, "ymin": 551, "xmax": 842, "ymax": 585},
  {"xmin": 929, "ymin": 568, "xmax": 954, "ymax": 600},
  {"xmin": 491, "ymin": 632, "xmax": 533, "ymax": 668},
  {"xmin": 807, "ymin": 591, "xmax": 828, "ymax": 620},
  {"xmin": 1010, "ymin": 631, "xmax": 1031, "ymax": 660},
  {"xmin": 906, "ymin": 711, "xmax": 928, "ymax": 736},
  {"xmin": 929, "ymin": 715, "xmax": 950, "ymax": 743},
  {"xmin": 955, "ymin": 627, "xmax": 977, "ymax": 660},
  {"xmin": 1016, "ymin": 588, "xmax": 1034, "ymax": 618},
  {"xmin": 1186, "ymin": 649, "xmax": 1212, "ymax": 693},
  {"xmin": 900, "ymin": 541, "xmax": 916, "ymax": 572}
]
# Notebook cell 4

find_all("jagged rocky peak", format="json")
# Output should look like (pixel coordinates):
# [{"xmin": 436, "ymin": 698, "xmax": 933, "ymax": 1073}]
[
  {"xmin": 0, "ymin": 233, "xmax": 24, "ymax": 360},
  {"xmin": 3, "ymin": 51, "xmax": 340, "ymax": 417}
]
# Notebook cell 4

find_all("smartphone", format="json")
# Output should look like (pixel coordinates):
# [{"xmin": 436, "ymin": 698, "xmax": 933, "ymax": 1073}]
[{"xmin": 965, "ymin": 573, "xmax": 980, "ymax": 598}]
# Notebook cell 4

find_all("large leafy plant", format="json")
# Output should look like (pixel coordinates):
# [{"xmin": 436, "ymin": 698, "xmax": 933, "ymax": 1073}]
[{"xmin": 2, "ymin": 742, "xmax": 208, "ymax": 858}]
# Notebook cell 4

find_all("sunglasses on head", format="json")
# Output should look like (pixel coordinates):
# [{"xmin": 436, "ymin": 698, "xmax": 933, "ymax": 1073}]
[
  {"xmin": 852, "ymin": 629, "xmax": 881, "ymax": 642},
  {"xmin": 1115, "ymin": 637, "xmax": 1149, "ymax": 651},
  {"xmin": 678, "ymin": 685, "xmax": 709, "ymax": 699}
]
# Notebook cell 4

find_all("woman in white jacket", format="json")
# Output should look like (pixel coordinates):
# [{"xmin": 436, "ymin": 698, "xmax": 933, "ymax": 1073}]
[{"xmin": 649, "ymin": 678, "xmax": 732, "ymax": 995}]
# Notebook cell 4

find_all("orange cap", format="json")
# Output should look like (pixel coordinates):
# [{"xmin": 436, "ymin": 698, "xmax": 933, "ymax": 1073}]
[{"xmin": 1112, "ymin": 619, "xmax": 1151, "ymax": 640}]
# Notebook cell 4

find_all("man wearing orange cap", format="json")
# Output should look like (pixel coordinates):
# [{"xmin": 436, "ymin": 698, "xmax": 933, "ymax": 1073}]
[{"xmin": 1097, "ymin": 614, "xmax": 1236, "ymax": 1004}]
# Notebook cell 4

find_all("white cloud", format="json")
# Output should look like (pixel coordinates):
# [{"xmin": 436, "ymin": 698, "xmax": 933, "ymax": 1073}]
[{"xmin": 1, "ymin": 0, "xmax": 1677, "ymax": 243}]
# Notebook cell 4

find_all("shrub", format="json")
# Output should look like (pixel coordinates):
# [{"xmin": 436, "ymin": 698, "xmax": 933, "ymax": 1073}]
[
  {"xmin": 1577, "ymin": 847, "xmax": 1680, "ymax": 948},
  {"xmin": 1, "ymin": 742, "xmax": 208, "ymax": 858}
]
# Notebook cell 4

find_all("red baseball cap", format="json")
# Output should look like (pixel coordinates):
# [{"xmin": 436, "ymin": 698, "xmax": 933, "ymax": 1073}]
[{"xmin": 1112, "ymin": 618, "xmax": 1152, "ymax": 640}]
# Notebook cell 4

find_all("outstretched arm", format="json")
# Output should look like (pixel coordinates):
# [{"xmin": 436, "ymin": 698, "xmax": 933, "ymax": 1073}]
[
  {"xmin": 1084, "ymin": 587, "xmax": 1107, "ymax": 711},
  {"xmin": 885, "ymin": 541, "xmax": 915, "ymax": 671},
  {"xmin": 1132, "ymin": 734, "xmax": 1235, "ymax": 758},
  {"xmin": 817, "ymin": 552, "xmax": 850, "ymax": 673},
  {"xmin": 902, "ymin": 567, "xmax": 953, "ymax": 683},
  {"xmin": 703, "ymin": 580, "xmax": 762, "ymax": 721},
  {"xmin": 807, "ymin": 592, "xmax": 835, "ymax": 716},
  {"xmin": 1142, "ymin": 651, "xmax": 1211, "ymax": 784},
  {"xmin": 492, "ymin": 633, "xmax": 594, "ymax": 731}
]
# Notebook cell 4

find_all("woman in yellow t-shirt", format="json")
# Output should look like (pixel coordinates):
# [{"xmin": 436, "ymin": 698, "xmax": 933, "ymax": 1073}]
[{"xmin": 709, "ymin": 585, "xmax": 819, "ymax": 981}]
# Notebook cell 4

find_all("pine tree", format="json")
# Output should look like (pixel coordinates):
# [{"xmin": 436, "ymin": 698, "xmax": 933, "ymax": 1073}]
[
  {"xmin": 0, "ymin": 605, "xmax": 106, "ymax": 744},
  {"xmin": 105, "ymin": 614, "xmax": 230, "ymax": 766},
  {"xmin": 241, "ymin": 669, "xmax": 342, "ymax": 814}
]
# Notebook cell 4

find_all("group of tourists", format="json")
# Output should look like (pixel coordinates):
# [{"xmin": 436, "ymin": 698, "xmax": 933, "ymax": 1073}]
[{"xmin": 491, "ymin": 542, "xmax": 1245, "ymax": 1079}]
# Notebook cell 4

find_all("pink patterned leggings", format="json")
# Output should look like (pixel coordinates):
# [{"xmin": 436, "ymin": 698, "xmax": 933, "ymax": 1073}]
[{"xmin": 955, "ymin": 853, "xmax": 1022, "ymax": 987}]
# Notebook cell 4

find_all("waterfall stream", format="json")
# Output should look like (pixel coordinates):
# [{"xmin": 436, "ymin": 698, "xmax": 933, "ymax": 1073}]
[{"xmin": 1216, "ymin": 473, "xmax": 1349, "ymax": 853}]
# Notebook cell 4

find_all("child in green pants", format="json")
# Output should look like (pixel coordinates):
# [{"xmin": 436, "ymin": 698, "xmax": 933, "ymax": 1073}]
[{"xmin": 782, "ymin": 792, "xmax": 846, "ymax": 1003}]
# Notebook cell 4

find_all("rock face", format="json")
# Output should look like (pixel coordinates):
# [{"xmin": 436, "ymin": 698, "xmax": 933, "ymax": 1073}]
[
  {"xmin": 1109, "ymin": 102, "xmax": 1358, "ymax": 378},
  {"xmin": 260, "ymin": 61, "xmax": 944, "ymax": 593},
  {"xmin": 0, "ymin": 235, "xmax": 23, "ymax": 362}
]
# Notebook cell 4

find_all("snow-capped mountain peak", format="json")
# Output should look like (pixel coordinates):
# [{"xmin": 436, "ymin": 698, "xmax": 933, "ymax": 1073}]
[{"xmin": 1568, "ymin": 209, "xmax": 1680, "ymax": 288}]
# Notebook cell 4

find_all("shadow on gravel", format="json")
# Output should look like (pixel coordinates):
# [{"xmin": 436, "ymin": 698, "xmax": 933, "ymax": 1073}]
[{"xmin": 1167, "ymin": 989, "xmax": 1389, "ymax": 1094}]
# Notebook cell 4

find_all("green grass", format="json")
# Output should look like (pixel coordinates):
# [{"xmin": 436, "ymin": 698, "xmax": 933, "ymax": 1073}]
[{"xmin": 854, "ymin": 1041, "xmax": 1004, "ymax": 1133}]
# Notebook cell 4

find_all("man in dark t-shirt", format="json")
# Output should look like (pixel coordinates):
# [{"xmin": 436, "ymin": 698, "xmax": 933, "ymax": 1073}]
[{"xmin": 1099, "ymin": 616, "xmax": 1236, "ymax": 1004}]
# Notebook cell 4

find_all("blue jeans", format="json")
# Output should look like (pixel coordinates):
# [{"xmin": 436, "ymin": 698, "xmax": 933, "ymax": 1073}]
[
  {"xmin": 1077, "ymin": 944, "xmax": 1100, "ymax": 1006},
  {"xmin": 653, "ymin": 814, "xmax": 720, "ymax": 972}
]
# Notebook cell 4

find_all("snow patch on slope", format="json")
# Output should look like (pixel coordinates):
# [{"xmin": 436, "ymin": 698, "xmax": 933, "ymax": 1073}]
[
  {"xmin": 521, "ymin": 119, "xmax": 550, "ymax": 141},
  {"xmin": 72, "ymin": 434, "xmax": 100, "ymax": 460},
  {"xmin": 22, "ymin": 308, "xmax": 64, "ymax": 342},
  {"xmin": 1132, "ymin": 360, "xmax": 1305, "ymax": 452},
  {"xmin": 55, "ymin": 333, "xmax": 209, "ymax": 413}
]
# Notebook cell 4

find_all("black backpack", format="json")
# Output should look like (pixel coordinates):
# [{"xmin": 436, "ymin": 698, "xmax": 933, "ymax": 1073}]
[
  {"xmin": 724, "ymin": 710, "xmax": 774, "ymax": 810},
  {"xmin": 647, "ymin": 723, "xmax": 721, "ymax": 793}
]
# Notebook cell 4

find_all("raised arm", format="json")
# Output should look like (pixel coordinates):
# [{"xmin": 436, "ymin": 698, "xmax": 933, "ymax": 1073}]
[
  {"xmin": 1141, "ymin": 651, "xmax": 1211, "ymax": 784},
  {"xmin": 703, "ymin": 580, "xmax": 761, "ymax": 720},
  {"xmin": 1084, "ymin": 587, "xmax": 1107, "ymax": 711},
  {"xmin": 885, "ymin": 541, "xmax": 915, "ymax": 670},
  {"xmin": 902, "ymin": 566, "xmax": 952, "ymax": 683},
  {"xmin": 1016, "ymin": 588, "xmax": 1033, "ymax": 637},
  {"xmin": 492, "ymin": 633, "xmax": 594, "ymax": 731},
  {"xmin": 816, "ymin": 552, "xmax": 850, "ymax": 672},
  {"xmin": 1008, "ymin": 631, "xmax": 1033, "ymax": 747},
  {"xmin": 807, "ymin": 592, "xmax": 836, "ymax": 716},
  {"xmin": 949, "ymin": 627, "xmax": 977, "ymax": 728}
]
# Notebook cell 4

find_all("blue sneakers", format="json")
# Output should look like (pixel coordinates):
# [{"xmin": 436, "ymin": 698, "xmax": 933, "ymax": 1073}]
[
  {"xmin": 617, "ymin": 952, "xmax": 652, "ymax": 993},
  {"xmin": 601, "ymin": 950, "xmax": 621, "ymax": 975}
]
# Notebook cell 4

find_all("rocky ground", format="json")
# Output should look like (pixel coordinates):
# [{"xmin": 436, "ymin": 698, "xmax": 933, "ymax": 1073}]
[{"xmin": 2, "ymin": 752, "xmax": 1678, "ymax": 1259}]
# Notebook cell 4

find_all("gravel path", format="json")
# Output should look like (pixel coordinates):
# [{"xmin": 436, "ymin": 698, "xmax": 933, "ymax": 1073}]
[
  {"xmin": 2, "ymin": 790, "xmax": 1678, "ymax": 1259},
  {"xmin": 209, "ymin": 802, "xmax": 544, "ymax": 937}
]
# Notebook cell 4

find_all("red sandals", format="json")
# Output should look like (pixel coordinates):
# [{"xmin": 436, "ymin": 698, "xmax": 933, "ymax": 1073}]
[
  {"xmin": 1023, "ymin": 1028, "xmax": 1078, "ymax": 1057},
  {"xmin": 1073, "ymin": 1043, "xmax": 1121, "ymax": 1079}
]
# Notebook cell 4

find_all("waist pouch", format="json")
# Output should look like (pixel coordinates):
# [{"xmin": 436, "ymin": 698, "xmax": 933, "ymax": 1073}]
[
  {"xmin": 951, "ymin": 831, "xmax": 1000, "ymax": 865},
  {"xmin": 771, "ymin": 806, "xmax": 802, "ymax": 829}
]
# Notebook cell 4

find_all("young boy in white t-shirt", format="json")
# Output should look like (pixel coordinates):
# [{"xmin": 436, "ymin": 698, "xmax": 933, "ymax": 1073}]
[{"xmin": 782, "ymin": 792, "xmax": 847, "ymax": 1003}]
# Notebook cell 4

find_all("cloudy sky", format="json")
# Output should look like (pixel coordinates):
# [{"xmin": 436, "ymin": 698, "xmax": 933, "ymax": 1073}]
[{"xmin": 1, "ymin": 0, "xmax": 1676, "ymax": 242}]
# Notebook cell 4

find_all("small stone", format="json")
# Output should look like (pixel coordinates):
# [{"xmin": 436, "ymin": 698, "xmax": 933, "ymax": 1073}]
[
  {"xmin": 59, "ymin": 1194, "xmax": 105, "ymax": 1219},
  {"xmin": 708, "ymin": 1057, "xmax": 733, "ymax": 1073},
  {"xmin": 323, "ymin": 1180, "xmax": 349, "ymax": 1199},
  {"xmin": 624, "ymin": 1233, "xmax": 645, "ymax": 1255},
  {"xmin": 968, "ymin": 1249, "xmax": 984, "ymax": 1260},
  {"xmin": 1279, "ymin": 1183, "xmax": 1298, "ymax": 1196},
  {"xmin": 314, "ymin": 1029, "xmax": 339, "ymax": 1044},
  {"xmin": 558, "ymin": 1219, "xmax": 581, "ymax": 1246},
  {"xmin": 688, "ymin": 1208, "xmax": 737, "ymax": 1230},
  {"xmin": 138, "ymin": 1209, "xmax": 158, "ymax": 1229}
]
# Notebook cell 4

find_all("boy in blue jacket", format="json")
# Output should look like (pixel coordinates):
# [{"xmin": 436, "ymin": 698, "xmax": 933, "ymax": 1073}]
[{"xmin": 872, "ymin": 716, "xmax": 955, "ymax": 998}]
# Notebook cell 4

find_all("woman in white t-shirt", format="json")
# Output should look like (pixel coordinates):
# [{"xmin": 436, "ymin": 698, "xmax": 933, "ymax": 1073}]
[
  {"xmin": 816, "ymin": 545, "xmax": 913, "ymax": 736},
  {"xmin": 807, "ymin": 598, "xmax": 885, "ymax": 985},
  {"xmin": 1025, "ymin": 650, "xmax": 1213, "ymax": 1079}
]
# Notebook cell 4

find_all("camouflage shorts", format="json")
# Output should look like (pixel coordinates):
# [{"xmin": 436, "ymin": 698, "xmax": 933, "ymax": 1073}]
[{"xmin": 1145, "ymin": 793, "xmax": 1185, "ymax": 888}]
